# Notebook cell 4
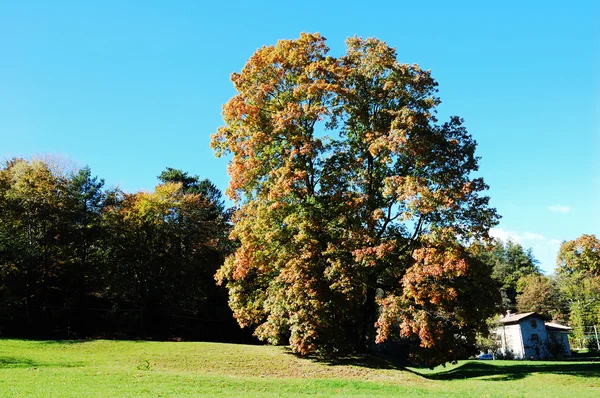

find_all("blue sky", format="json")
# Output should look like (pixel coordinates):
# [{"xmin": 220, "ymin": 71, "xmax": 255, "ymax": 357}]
[{"xmin": 1, "ymin": 1, "xmax": 598, "ymax": 273}]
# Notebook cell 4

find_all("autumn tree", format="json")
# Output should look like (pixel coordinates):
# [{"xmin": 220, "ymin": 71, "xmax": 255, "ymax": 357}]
[
  {"xmin": 557, "ymin": 234, "xmax": 600, "ymax": 277},
  {"xmin": 212, "ymin": 33, "xmax": 500, "ymax": 365},
  {"xmin": 0, "ymin": 159, "xmax": 68, "ymax": 293},
  {"xmin": 516, "ymin": 274, "xmax": 563, "ymax": 318}
]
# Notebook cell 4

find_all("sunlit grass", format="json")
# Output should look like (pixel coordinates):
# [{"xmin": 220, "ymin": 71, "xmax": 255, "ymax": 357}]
[{"xmin": 1, "ymin": 339, "xmax": 599, "ymax": 397}]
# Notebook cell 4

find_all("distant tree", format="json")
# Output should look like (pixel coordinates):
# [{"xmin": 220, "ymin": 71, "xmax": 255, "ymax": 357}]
[
  {"xmin": 0, "ymin": 158, "xmax": 72, "ymax": 335},
  {"xmin": 475, "ymin": 317, "xmax": 502, "ymax": 355},
  {"xmin": 212, "ymin": 33, "xmax": 500, "ymax": 365},
  {"xmin": 158, "ymin": 168, "xmax": 201, "ymax": 192},
  {"xmin": 62, "ymin": 166, "xmax": 109, "ymax": 334},
  {"xmin": 158, "ymin": 167, "xmax": 228, "ymax": 221},
  {"xmin": 555, "ymin": 235, "xmax": 600, "ymax": 346},
  {"xmin": 557, "ymin": 234, "xmax": 600, "ymax": 276},
  {"xmin": 558, "ymin": 275, "xmax": 600, "ymax": 347},
  {"xmin": 478, "ymin": 240, "xmax": 541, "ymax": 310},
  {"xmin": 516, "ymin": 274, "xmax": 563, "ymax": 318},
  {"xmin": 30, "ymin": 153, "xmax": 80, "ymax": 178},
  {"xmin": 103, "ymin": 180, "xmax": 231, "ymax": 337},
  {"xmin": 1, "ymin": 160, "xmax": 238, "ymax": 340}
]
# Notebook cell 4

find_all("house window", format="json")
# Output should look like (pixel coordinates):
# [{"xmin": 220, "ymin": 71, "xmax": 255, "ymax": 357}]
[
  {"xmin": 531, "ymin": 333, "xmax": 539, "ymax": 342},
  {"xmin": 530, "ymin": 320, "xmax": 537, "ymax": 328}
]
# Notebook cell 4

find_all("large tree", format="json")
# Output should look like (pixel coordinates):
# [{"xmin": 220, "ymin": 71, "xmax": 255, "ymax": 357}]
[{"xmin": 212, "ymin": 33, "xmax": 499, "ymax": 365}]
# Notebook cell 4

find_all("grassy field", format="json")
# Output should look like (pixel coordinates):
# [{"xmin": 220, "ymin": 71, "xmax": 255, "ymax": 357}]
[{"xmin": 1, "ymin": 339, "xmax": 599, "ymax": 397}]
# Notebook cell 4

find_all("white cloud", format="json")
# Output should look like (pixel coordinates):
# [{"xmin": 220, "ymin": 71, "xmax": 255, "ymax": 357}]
[
  {"xmin": 489, "ymin": 228, "xmax": 520, "ymax": 243},
  {"xmin": 523, "ymin": 232, "xmax": 545, "ymax": 241},
  {"xmin": 548, "ymin": 205, "xmax": 571, "ymax": 214},
  {"xmin": 490, "ymin": 229, "xmax": 546, "ymax": 243}
]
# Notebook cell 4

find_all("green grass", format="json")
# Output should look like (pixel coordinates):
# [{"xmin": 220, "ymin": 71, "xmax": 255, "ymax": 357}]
[{"xmin": 1, "ymin": 339, "xmax": 599, "ymax": 397}]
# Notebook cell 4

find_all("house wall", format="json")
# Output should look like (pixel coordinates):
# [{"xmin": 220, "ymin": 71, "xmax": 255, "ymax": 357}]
[
  {"xmin": 497, "ymin": 324, "xmax": 524, "ymax": 359},
  {"xmin": 519, "ymin": 316, "xmax": 548, "ymax": 359},
  {"xmin": 547, "ymin": 331, "xmax": 571, "ymax": 357}
]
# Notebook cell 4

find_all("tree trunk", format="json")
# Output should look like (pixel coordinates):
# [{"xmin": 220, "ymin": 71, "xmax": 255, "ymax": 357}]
[{"xmin": 360, "ymin": 274, "xmax": 377, "ymax": 353}]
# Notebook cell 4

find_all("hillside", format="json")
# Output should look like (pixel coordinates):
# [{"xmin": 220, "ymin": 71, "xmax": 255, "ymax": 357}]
[{"xmin": 0, "ymin": 339, "xmax": 599, "ymax": 397}]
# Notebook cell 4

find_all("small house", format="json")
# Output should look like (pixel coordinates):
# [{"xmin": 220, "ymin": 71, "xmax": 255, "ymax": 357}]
[{"xmin": 494, "ymin": 312, "xmax": 572, "ymax": 359}]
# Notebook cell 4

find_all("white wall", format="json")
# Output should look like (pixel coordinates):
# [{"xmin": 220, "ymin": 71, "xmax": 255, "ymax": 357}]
[{"xmin": 497, "ymin": 324, "xmax": 525, "ymax": 359}]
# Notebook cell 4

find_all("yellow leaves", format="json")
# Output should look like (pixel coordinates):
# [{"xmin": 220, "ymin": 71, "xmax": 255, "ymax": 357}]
[
  {"xmin": 371, "ymin": 208, "xmax": 385, "ymax": 221},
  {"xmin": 557, "ymin": 234, "xmax": 600, "ymax": 275},
  {"xmin": 367, "ymin": 138, "xmax": 388, "ymax": 158},
  {"xmin": 1, "ymin": 159, "xmax": 73, "ymax": 226},
  {"xmin": 124, "ymin": 182, "xmax": 183, "ymax": 223}
]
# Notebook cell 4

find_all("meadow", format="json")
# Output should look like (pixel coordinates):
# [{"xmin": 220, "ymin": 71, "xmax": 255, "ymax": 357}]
[{"xmin": 1, "ymin": 339, "xmax": 599, "ymax": 397}]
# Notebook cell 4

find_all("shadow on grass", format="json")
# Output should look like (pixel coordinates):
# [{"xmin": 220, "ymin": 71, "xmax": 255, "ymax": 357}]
[
  {"xmin": 0, "ymin": 355, "xmax": 84, "ymax": 369},
  {"xmin": 320, "ymin": 355, "xmax": 404, "ymax": 370},
  {"xmin": 33, "ymin": 338, "xmax": 147, "ymax": 345},
  {"xmin": 281, "ymin": 347, "xmax": 405, "ymax": 370},
  {"xmin": 37, "ymin": 339, "xmax": 91, "ymax": 346},
  {"xmin": 410, "ymin": 361, "xmax": 600, "ymax": 381}
]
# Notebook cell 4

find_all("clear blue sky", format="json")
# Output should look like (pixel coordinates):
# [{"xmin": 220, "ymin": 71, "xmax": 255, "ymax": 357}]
[{"xmin": 1, "ymin": 1, "xmax": 598, "ymax": 273}]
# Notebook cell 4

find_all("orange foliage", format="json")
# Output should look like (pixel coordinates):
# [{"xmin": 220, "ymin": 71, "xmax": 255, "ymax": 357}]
[{"xmin": 212, "ymin": 33, "xmax": 499, "ymax": 363}]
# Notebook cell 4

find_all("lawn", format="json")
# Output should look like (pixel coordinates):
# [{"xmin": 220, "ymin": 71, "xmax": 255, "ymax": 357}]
[{"xmin": 1, "ymin": 339, "xmax": 599, "ymax": 397}]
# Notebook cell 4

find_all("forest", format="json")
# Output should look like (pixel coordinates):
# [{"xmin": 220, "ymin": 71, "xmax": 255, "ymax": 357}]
[{"xmin": 0, "ymin": 159, "xmax": 250, "ymax": 342}]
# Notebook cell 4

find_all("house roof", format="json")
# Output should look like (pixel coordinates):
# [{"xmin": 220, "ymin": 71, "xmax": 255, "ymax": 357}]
[
  {"xmin": 498, "ymin": 312, "xmax": 538, "ymax": 324},
  {"xmin": 498, "ymin": 312, "xmax": 572, "ymax": 331},
  {"xmin": 545, "ymin": 322, "xmax": 573, "ymax": 331}
]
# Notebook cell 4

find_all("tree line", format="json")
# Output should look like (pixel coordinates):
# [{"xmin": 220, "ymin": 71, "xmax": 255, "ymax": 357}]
[
  {"xmin": 1, "ymin": 156, "xmax": 597, "ymax": 359},
  {"xmin": 0, "ymin": 158, "xmax": 251, "ymax": 342}
]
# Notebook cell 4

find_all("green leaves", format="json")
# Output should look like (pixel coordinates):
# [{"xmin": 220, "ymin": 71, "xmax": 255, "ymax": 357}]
[
  {"xmin": 481, "ymin": 239, "xmax": 541, "ymax": 310},
  {"xmin": 555, "ymin": 234, "xmax": 600, "ymax": 345}
]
